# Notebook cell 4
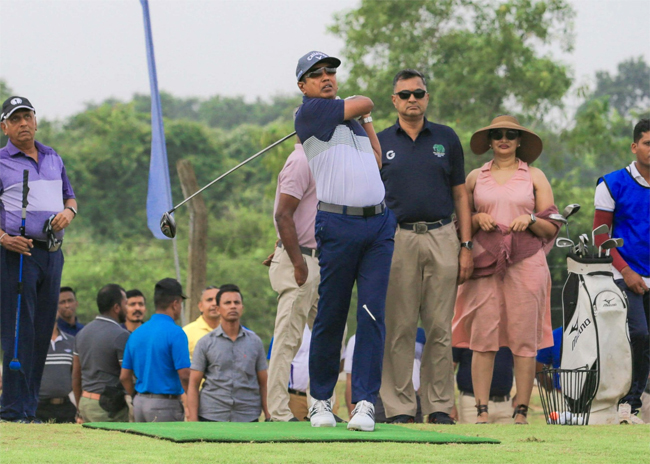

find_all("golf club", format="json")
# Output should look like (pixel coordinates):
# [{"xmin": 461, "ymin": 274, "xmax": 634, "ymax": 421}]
[
  {"xmin": 557, "ymin": 204, "xmax": 580, "ymax": 240},
  {"xmin": 601, "ymin": 238, "xmax": 623, "ymax": 257},
  {"xmin": 555, "ymin": 237, "xmax": 574, "ymax": 248},
  {"xmin": 160, "ymin": 131, "xmax": 296, "ymax": 238},
  {"xmin": 9, "ymin": 170, "xmax": 29, "ymax": 371},
  {"xmin": 592, "ymin": 224, "xmax": 609, "ymax": 256},
  {"xmin": 579, "ymin": 234, "xmax": 589, "ymax": 256}
]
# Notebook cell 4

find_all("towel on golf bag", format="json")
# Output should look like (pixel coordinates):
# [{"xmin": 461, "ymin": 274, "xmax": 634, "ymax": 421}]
[{"xmin": 560, "ymin": 255, "xmax": 632, "ymax": 414}]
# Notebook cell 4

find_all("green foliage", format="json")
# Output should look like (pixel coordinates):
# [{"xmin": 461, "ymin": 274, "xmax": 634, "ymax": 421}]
[
  {"xmin": 588, "ymin": 56, "xmax": 650, "ymax": 117},
  {"xmin": 329, "ymin": 0, "xmax": 574, "ymax": 127}
]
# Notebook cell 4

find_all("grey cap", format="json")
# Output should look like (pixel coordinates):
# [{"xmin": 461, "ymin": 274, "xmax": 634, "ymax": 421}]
[
  {"xmin": 1, "ymin": 96, "xmax": 35, "ymax": 121},
  {"xmin": 296, "ymin": 51, "xmax": 341, "ymax": 82}
]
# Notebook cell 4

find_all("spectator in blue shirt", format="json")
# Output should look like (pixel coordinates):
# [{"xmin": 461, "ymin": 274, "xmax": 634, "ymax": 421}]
[{"xmin": 120, "ymin": 278, "xmax": 191, "ymax": 422}]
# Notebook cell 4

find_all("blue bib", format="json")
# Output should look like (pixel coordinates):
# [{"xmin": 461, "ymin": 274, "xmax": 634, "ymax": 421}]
[{"xmin": 598, "ymin": 167, "xmax": 650, "ymax": 277}]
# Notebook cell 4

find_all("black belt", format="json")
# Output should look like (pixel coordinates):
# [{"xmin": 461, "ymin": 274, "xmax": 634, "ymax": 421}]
[
  {"xmin": 20, "ymin": 237, "xmax": 57, "ymax": 252},
  {"xmin": 399, "ymin": 217, "xmax": 452, "ymax": 234},
  {"xmin": 460, "ymin": 391, "xmax": 510, "ymax": 403},
  {"xmin": 277, "ymin": 240, "xmax": 319, "ymax": 258},
  {"xmin": 38, "ymin": 397, "xmax": 70, "ymax": 405},
  {"xmin": 318, "ymin": 200, "xmax": 386, "ymax": 218},
  {"xmin": 138, "ymin": 393, "xmax": 180, "ymax": 400},
  {"xmin": 288, "ymin": 388, "xmax": 307, "ymax": 397}
]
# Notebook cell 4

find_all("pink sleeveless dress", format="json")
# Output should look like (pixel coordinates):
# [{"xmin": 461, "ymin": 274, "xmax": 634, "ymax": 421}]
[{"xmin": 452, "ymin": 159, "xmax": 553, "ymax": 357}]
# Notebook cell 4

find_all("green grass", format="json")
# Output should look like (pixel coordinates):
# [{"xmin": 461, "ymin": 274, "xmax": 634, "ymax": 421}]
[{"xmin": 2, "ymin": 422, "xmax": 647, "ymax": 464}]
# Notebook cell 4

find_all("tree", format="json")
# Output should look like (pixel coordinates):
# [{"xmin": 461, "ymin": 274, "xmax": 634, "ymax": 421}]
[
  {"xmin": 589, "ymin": 57, "xmax": 650, "ymax": 117},
  {"xmin": 329, "ymin": 0, "xmax": 574, "ymax": 127}
]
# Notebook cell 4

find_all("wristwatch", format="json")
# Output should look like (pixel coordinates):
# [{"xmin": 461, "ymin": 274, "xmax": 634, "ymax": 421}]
[
  {"xmin": 66, "ymin": 206, "xmax": 78, "ymax": 217},
  {"xmin": 460, "ymin": 241, "xmax": 473, "ymax": 250},
  {"xmin": 530, "ymin": 213, "xmax": 537, "ymax": 225},
  {"xmin": 359, "ymin": 116, "xmax": 373, "ymax": 124}
]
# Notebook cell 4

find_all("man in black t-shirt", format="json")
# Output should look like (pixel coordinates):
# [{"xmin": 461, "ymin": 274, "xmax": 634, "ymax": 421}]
[{"xmin": 377, "ymin": 69, "xmax": 473, "ymax": 425}]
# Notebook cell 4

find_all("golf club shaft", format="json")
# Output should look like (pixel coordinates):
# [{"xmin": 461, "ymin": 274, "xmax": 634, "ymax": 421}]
[
  {"xmin": 12, "ymin": 170, "xmax": 29, "ymax": 368},
  {"xmin": 168, "ymin": 131, "xmax": 296, "ymax": 214}
]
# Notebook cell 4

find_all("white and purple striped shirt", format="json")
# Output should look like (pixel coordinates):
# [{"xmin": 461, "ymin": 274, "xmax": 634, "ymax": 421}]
[{"xmin": 0, "ymin": 140, "xmax": 75, "ymax": 241}]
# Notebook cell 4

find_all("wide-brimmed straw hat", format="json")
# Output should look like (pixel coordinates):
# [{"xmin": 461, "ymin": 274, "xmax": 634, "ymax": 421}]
[{"xmin": 470, "ymin": 115, "xmax": 543, "ymax": 164}]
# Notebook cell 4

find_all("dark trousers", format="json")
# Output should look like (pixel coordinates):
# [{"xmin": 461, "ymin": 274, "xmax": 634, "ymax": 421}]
[
  {"xmin": 309, "ymin": 209, "xmax": 396, "ymax": 404},
  {"xmin": 616, "ymin": 279, "xmax": 650, "ymax": 412},
  {"xmin": 0, "ymin": 247, "xmax": 64, "ymax": 420},
  {"xmin": 35, "ymin": 397, "xmax": 76, "ymax": 423}
]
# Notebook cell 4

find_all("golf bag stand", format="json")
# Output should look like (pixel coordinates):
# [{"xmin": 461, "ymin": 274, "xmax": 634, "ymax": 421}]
[{"xmin": 560, "ymin": 253, "xmax": 632, "ymax": 424}]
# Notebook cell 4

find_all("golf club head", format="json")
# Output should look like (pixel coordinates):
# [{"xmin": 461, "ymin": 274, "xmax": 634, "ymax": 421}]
[
  {"xmin": 160, "ymin": 211, "xmax": 177, "ymax": 238},
  {"xmin": 555, "ymin": 237, "xmax": 574, "ymax": 248},
  {"xmin": 549, "ymin": 213, "xmax": 568, "ymax": 224},
  {"xmin": 613, "ymin": 238, "xmax": 624, "ymax": 247},
  {"xmin": 562, "ymin": 204, "xmax": 581, "ymax": 219}
]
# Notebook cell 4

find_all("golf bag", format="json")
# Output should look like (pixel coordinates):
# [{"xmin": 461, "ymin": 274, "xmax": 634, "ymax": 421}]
[{"xmin": 560, "ymin": 253, "xmax": 632, "ymax": 424}]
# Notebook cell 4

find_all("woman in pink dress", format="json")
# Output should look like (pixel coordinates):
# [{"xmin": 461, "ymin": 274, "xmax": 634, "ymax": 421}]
[{"xmin": 452, "ymin": 115, "xmax": 560, "ymax": 424}]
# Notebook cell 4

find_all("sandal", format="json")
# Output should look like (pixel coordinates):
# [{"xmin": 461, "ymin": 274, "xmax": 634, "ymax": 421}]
[
  {"xmin": 513, "ymin": 404, "xmax": 529, "ymax": 425},
  {"xmin": 476, "ymin": 403, "xmax": 489, "ymax": 424}
]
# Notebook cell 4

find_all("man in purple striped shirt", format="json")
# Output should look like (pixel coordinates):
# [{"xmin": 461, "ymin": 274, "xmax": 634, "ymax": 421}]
[{"xmin": 0, "ymin": 96, "xmax": 78, "ymax": 423}]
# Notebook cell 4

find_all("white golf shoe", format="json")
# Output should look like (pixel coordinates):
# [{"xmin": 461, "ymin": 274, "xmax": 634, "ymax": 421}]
[
  {"xmin": 309, "ymin": 399, "xmax": 336, "ymax": 427},
  {"xmin": 347, "ymin": 400, "xmax": 375, "ymax": 432}
]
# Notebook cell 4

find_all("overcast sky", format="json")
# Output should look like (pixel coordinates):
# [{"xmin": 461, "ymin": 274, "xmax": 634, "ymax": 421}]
[{"xmin": 1, "ymin": 0, "xmax": 648, "ymax": 120}]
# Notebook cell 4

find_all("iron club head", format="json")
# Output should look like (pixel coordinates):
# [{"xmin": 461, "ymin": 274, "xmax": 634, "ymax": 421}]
[
  {"xmin": 160, "ymin": 211, "xmax": 177, "ymax": 238},
  {"xmin": 549, "ymin": 213, "xmax": 568, "ymax": 225},
  {"xmin": 555, "ymin": 237, "xmax": 574, "ymax": 248},
  {"xmin": 562, "ymin": 204, "xmax": 581, "ymax": 219},
  {"xmin": 601, "ymin": 238, "xmax": 622, "ymax": 257}
]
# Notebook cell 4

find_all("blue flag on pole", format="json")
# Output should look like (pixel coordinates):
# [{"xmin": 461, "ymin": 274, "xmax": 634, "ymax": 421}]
[{"xmin": 140, "ymin": 0, "xmax": 173, "ymax": 240}]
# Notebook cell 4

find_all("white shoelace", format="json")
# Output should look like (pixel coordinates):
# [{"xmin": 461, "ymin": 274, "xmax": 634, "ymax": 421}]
[
  {"xmin": 310, "ymin": 400, "xmax": 332, "ymax": 417},
  {"xmin": 351, "ymin": 401, "xmax": 374, "ymax": 420}
]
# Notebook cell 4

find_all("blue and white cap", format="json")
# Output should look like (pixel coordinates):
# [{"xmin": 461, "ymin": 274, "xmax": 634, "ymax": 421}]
[
  {"xmin": 1, "ymin": 96, "xmax": 36, "ymax": 121},
  {"xmin": 296, "ymin": 51, "xmax": 341, "ymax": 82}
]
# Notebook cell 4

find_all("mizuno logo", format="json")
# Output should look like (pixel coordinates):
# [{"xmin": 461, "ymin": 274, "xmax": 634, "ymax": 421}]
[{"xmin": 569, "ymin": 320, "xmax": 579, "ymax": 334}]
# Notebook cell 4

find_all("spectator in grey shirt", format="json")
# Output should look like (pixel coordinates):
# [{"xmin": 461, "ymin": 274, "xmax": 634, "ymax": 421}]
[
  {"xmin": 72, "ymin": 284, "xmax": 129, "ymax": 423},
  {"xmin": 187, "ymin": 284, "xmax": 270, "ymax": 422}
]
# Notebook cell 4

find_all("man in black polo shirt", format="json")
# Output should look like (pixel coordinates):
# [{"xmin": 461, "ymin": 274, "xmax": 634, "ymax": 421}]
[{"xmin": 377, "ymin": 69, "xmax": 473, "ymax": 425}]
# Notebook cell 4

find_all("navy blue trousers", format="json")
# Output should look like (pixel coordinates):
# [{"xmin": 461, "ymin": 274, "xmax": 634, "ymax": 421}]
[
  {"xmin": 615, "ymin": 279, "xmax": 650, "ymax": 413},
  {"xmin": 1, "ymin": 247, "xmax": 63, "ymax": 420},
  {"xmin": 309, "ymin": 209, "xmax": 396, "ymax": 404}
]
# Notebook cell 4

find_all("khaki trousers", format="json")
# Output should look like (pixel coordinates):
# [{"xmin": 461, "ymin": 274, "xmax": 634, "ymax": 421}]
[
  {"xmin": 380, "ymin": 222, "xmax": 460, "ymax": 418},
  {"xmin": 79, "ymin": 396, "xmax": 128, "ymax": 423},
  {"xmin": 457, "ymin": 392, "xmax": 512, "ymax": 424},
  {"xmin": 268, "ymin": 246, "xmax": 320, "ymax": 421},
  {"xmin": 288, "ymin": 393, "xmax": 309, "ymax": 421}
]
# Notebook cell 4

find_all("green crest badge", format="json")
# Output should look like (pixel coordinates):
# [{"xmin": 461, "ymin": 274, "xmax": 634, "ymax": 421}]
[{"xmin": 433, "ymin": 144, "xmax": 446, "ymax": 157}]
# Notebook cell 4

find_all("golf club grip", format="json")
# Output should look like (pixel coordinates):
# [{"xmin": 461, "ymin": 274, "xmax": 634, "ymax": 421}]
[
  {"xmin": 21, "ymin": 170, "xmax": 29, "ymax": 210},
  {"xmin": 171, "ymin": 131, "xmax": 297, "ymax": 213}
]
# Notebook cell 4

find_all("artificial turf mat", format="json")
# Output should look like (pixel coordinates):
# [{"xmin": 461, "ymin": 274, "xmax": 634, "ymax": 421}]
[{"xmin": 83, "ymin": 421, "xmax": 499, "ymax": 444}]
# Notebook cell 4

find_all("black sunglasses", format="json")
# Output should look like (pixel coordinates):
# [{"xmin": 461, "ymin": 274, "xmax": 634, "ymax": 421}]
[
  {"xmin": 489, "ymin": 129, "xmax": 521, "ymax": 141},
  {"xmin": 304, "ymin": 67, "xmax": 337, "ymax": 79},
  {"xmin": 394, "ymin": 89, "xmax": 427, "ymax": 100}
]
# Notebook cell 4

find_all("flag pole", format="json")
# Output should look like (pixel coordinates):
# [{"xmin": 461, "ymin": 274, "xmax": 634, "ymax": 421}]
[{"xmin": 139, "ymin": 0, "xmax": 185, "ymax": 324}]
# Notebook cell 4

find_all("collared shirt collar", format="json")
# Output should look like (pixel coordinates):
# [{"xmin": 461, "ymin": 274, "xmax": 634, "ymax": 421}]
[
  {"xmin": 5, "ymin": 139, "xmax": 47, "ymax": 157},
  {"xmin": 629, "ymin": 161, "xmax": 650, "ymax": 187},
  {"xmin": 58, "ymin": 317, "xmax": 82, "ymax": 330},
  {"xmin": 96, "ymin": 315, "xmax": 121, "ymax": 327},
  {"xmin": 194, "ymin": 314, "xmax": 216, "ymax": 331},
  {"xmin": 214, "ymin": 324, "xmax": 245, "ymax": 339},
  {"xmin": 394, "ymin": 117, "xmax": 432, "ymax": 136},
  {"xmin": 50, "ymin": 331, "xmax": 69, "ymax": 350}
]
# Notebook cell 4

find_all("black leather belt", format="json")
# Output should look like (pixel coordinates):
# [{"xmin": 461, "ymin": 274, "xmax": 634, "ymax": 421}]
[
  {"xmin": 399, "ymin": 217, "xmax": 452, "ymax": 234},
  {"xmin": 139, "ymin": 393, "xmax": 180, "ymax": 400},
  {"xmin": 39, "ymin": 397, "xmax": 70, "ymax": 405},
  {"xmin": 277, "ymin": 240, "xmax": 319, "ymax": 258},
  {"xmin": 460, "ymin": 391, "xmax": 510, "ymax": 403},
  {"xmin": 24, "ymin": 237, "xmax": 61, "ymax": 252},
  {"xmin": 288, "ymin": 388, "xmax": 307, "ymax": 397},
  {"xmin": 318, "ymin": 200, "xmax": 386, "ymax": 218}
]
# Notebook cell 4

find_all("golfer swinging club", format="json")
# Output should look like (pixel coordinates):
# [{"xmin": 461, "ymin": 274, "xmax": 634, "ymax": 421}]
[{"xmin": 294, "ymin": 51, "xmax": 396, "ymax": 432}]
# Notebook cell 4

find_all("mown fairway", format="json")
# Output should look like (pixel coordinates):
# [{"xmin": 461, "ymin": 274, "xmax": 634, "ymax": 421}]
[{"xmin": 2, "ymin": 421, "xmax": 647, "ymax": 464}]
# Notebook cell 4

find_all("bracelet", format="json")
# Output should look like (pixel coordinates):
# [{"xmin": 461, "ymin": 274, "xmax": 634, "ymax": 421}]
[
  {"xmin": 66, "ymin": 206, "xmax": 78, "ymax": 217},
  {"xmin": 0, "ymin": 233, "xmax": 7, "ymax": 246}
]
